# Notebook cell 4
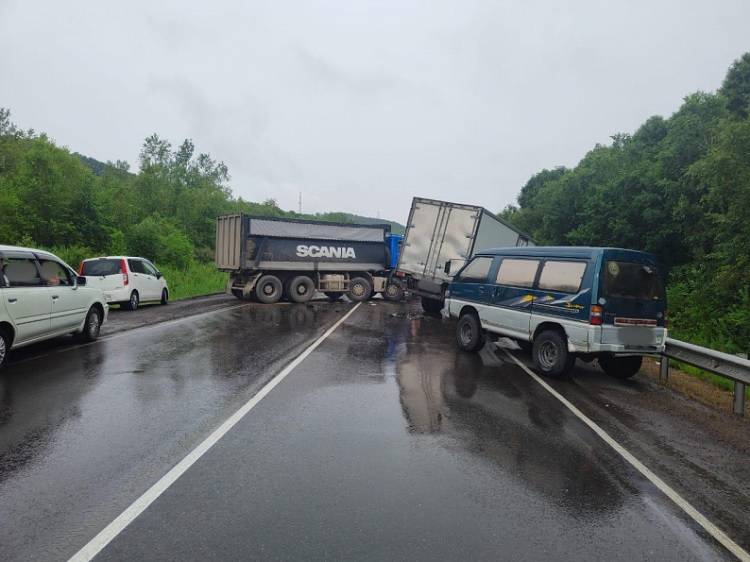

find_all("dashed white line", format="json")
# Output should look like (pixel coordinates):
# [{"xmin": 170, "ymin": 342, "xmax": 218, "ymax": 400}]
[
  {"xmin": 503, "ymin": 349, "xmax": 750, "ymax": 562},
  {"xmin": 67, "ymin": 302, "xmax": 361, "ymax": 562}
]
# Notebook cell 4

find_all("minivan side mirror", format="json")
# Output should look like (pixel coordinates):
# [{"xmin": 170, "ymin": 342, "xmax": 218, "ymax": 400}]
[
  {"xmin": 76, "ymin": 276, "xmax": 87, "ymax": 286},
  {"xmin": 156, "ymin": 272, "xmax": 163, "ymax": 279},
  {"xmin": 444, "ymin": 260, "xmax": 452, "ymax": 274}
]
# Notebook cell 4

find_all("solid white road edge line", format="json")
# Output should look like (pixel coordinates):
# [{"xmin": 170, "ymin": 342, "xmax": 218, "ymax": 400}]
[
  {"xmin": 503, "ymin": 349, "xmax": 750, "ymax": 562},
  {"xmin": 67, "ymin": 302, "xmax": 362, "ymax": 562}
]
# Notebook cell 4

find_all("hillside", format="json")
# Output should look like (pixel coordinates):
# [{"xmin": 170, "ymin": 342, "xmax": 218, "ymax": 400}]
[
  {"xmin": 0, "ymin": 110, "xmax": 403, "ymax": 265},
  {"xmin": 500, "ymin": 52, "xmax": 750, "ymax": 354}
]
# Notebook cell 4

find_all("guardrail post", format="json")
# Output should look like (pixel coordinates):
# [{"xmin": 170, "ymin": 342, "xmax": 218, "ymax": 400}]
[
  {"xmin": 659, "ymin": 356, "xmax": 669, "ymax": 382},
  {"xmin": 734, "ymin": 353, "xmax": 747, "ymax": 416}
]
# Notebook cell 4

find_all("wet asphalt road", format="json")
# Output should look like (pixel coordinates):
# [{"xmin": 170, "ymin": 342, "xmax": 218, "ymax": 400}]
[{"xmin": 1, "ymin": 299, "xmax": 748, "ymax": 561}]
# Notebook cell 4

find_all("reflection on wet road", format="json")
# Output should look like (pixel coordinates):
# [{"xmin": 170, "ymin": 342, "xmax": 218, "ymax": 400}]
[
  {"xmin": 89, "ymin": 302, "xmax": 736, "ymax": 562},
  {"xmin": 0, "ymin": 301, "xmax": 351, "ymax": 561}
]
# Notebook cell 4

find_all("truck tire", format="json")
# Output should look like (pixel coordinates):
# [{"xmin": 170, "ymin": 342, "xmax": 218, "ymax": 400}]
[
  {"xmin": 256, "ymin": 275, "xmax": 283, "ymax": 304},
  {"xmin": 288, "ymin": 276, "xmax": 315, "ymax": 303},
  {"xmin": 599, "ymin": 355, "xmax": 642, "ymax": 379},
  {"xmin": 456, "ymin": 312, "xmax": 484, "ymax": 352},
  {"xmin": 383, "ymin": 282, "xmax": 404, "ymax": 302},
  {"xmin": 532, "ymin": 329, "xmax": 575, "ymax": 377},
  {"xmin": 421, "ymin": 296, "xmax": 443, "ymax": 314},
  {"xmin": 348, "ymin": 277, "xmax": 372, "ymax": 302},
  {"xmin": 325, "ymin": 292, "xmax": 343, "ymax": 302}
]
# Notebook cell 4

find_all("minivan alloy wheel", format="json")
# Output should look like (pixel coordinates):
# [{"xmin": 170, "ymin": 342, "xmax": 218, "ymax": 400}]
[{"xmin": 0, "ymin": 335, "xmax": 6, "ymax": 366}]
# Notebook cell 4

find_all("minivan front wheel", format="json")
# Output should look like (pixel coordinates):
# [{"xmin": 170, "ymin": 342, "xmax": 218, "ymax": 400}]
[
  {"xmin": 533, "ymin": 330, "xmax": 575, "ymax": 377},
  {"xmin": 161, "ymin": 289, "xmax": 169, "ymax": 305},
  {"xmin": 456, "ymin": 312, "xmax": 484, "ymax": 352},
  {"xmin": 81, "ymin": 307, "xmax": 102, "ymax": 342},
  {"xmin": 125, "ymin": 291, "xmax": 139, "ymax": 311},
  {"xmin": 599, "ymin": 355, "xmax": 642, "ymax": 379},
  {"xmin": 0, "ymin": 328, "xmax": 10, "ymax": 369}
]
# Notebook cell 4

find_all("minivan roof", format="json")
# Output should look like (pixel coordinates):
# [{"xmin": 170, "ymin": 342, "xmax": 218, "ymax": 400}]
[
  {"xmin": 0, "ymin": 244, "xmax": 55, "ymax": 258},
  {"xmin": 474, "ymin": 246, "xmax": 658, "ymax": 262}
]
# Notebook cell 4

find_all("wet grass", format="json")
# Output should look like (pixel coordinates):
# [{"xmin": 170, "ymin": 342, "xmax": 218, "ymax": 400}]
[{"xmin": 158, "ymin": 262, "xmax": 228, "ymax": 301}]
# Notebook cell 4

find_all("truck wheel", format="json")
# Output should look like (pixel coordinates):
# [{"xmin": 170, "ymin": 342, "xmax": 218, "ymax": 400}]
[
  {"xmin": 532, "ymin": 330, "xmax": 575, "ymax": 377},
  {"xmin": 383, "ymin": 283, "xmax": 404, "ymax": 302},
  {"xmin": 348, "ymin": 277, "xmax": 372, "ymax": 302},
  {"xmin": 325, "ymin": 292, "xmax": 343, "ymax": 302},
  {"xmin": 599, "ymin": 355, "xmax": 642, "ymax": 379},
  {"xmin": 456, "ymin": 312, "xmax": 484, "ymax": 352},
  {"xmin": 288, "ymin": 276, "xmax": 315, "ymax": 303},
  {"xmin": 421, "ymin": 296, "xmax": 443, "ymax": 314},
  {"xmin": 256, "ymin": 275, "xmax": 283, "ymax": 304}
]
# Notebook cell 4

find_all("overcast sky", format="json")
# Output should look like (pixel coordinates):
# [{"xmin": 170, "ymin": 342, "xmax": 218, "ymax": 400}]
[{"xmin": 2, "ymin": 1, "xmax": 749, "ymax": 224}]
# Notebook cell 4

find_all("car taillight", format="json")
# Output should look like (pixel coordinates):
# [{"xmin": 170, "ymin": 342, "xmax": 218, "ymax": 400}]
[
  {"xmin": 120, "ymin": 258, "xmax": 129, "ymax": 286},
  {"xmin": 590, "ymin": 305, "xmax": 603, "ymax": 325},
  {"xmin": 78, "ymin": 262, "xmax": 84, "ymax": 275}
]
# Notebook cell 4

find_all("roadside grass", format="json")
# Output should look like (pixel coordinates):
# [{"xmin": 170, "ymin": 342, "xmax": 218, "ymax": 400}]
[{"xmin": 158, "ymin": 262, "xmax": 227, "ymax": 301}]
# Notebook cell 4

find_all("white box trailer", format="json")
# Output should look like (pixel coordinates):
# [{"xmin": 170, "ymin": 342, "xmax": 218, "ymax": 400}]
[{"xmin": 395, "ymin": 197, "xmax": 533, "ymax": 312}]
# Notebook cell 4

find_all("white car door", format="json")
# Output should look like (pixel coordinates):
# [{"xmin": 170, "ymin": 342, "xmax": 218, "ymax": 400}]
[
  {"xmin": 127, "ymin": 259, "xmax": 153, "ymax": 301},
  {"xmin": 1, "ymin": 253, "xmax": 51, "ymax": 343},
  {"xmin": 39, "ymin": 258, "xmax": 89, "ymax": 332},
  {"xmin": 141, "ymin": 260, "xmax": 163, "ymax": 300}
]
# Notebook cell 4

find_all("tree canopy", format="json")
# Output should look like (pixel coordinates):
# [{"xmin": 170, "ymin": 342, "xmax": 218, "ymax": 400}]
[{"xmin": 500, "ymin": 53, "xmax": 750, "ymax": 353}]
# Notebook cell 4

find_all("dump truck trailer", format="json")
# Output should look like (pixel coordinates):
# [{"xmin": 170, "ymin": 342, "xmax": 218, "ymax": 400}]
[
  {"xmin": 216, "ymin": 214, "xmax": 404, "ymax": 303},
  {"xmin": 395, "ymin": 197, "xmax": 534, "ymax": 313}
]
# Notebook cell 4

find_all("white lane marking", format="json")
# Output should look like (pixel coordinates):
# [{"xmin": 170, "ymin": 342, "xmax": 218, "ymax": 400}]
[
  {"xmin": 503, "ymin": 350, "xmax": 750, "ymax": 562},
  {"xmin": 68, "ymin": 302, "xmax": 362, "ymax": 562}
]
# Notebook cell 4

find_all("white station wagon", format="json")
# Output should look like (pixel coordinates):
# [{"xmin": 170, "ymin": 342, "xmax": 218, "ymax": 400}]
[
  {"xmin": 0, "ymin": 245, "xmax": 108, "ymax": 369},
  {"xmin": 80, "ymin": 256, "xmax": 169, "ymax": 311}
]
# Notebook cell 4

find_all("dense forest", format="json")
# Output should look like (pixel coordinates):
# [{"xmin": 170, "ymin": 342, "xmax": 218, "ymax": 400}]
[
  {"xmin": 0, "ymin": 109, "xmax": 401, "ymax": 297},
  {"xmin": 501, "ymin": 53, "xmax": 750, "ymax": 354}
]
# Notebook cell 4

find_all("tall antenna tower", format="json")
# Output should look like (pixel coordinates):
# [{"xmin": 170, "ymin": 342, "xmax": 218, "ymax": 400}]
[{"xmin": 298, "ymin": 192, "xmax": 302, "ymax": 214}]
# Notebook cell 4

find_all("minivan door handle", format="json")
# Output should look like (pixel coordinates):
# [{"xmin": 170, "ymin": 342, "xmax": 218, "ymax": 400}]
[
  {"xmin": 51, "ymin": 295, "xmax": 59, "ymax": 300},
  {"xmin": 7, "ymin": 298, "xmax": 17, "ymax": 303}
]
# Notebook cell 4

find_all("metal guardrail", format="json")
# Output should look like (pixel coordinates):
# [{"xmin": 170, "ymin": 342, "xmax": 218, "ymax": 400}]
[{"xmin": 661, "ymin": 337, "xmax": 750, "ymax": 416}]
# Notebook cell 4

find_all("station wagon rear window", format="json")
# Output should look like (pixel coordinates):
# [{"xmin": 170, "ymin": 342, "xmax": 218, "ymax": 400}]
[
  {"xmin": 602, "ymin": 261, "xmax": 663, "ymax": 300},
  {"xmin": 457, "ymin": 257, "xmax": 492, "ymax": 283},
  {"xmin": 495, "ymin": 259, "xmax": 540, "ymax": 288},
  {"xmin": 538, "ymin": 260, "xmax": 587, "ymax": 293},
  {"xmin": 81, "ymin": 259, "xmax": 121, "ymax": 276}
]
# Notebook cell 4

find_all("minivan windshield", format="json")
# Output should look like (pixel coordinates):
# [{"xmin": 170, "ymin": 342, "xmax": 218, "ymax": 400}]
[
  {"xmin": 602, "ymin": 261, "xmax": 663, "ymax": 300},
  {"xmin": 82, "ymin": 259, "xmax": 121, "ymax": 276}
]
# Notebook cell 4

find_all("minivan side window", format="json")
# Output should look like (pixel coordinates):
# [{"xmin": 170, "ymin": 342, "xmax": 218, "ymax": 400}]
[
  {"xmin": 495, "ymin": 259, "xmax": 540, "ymax": 288},
  {"xmin": 128, "ymin": 259, "xmax": 146, "ymax": 274},
  {"xmin": 3, "ymin": 257, "xmax": 42, "ymax": 287},
  {"xmin": 142, "ymin": 261, "xmax": 159, "ymax": 277},
  {"xmin": 538, "ymin": 261, "xmax": 587, "ymax": 293},
  {"xmin": 39, "ymin": 259, "xmax": 73, "ymax": 287},
  {"xmin": 456, "ymin": 257, "xmax": 492, "ymax": 283}
]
